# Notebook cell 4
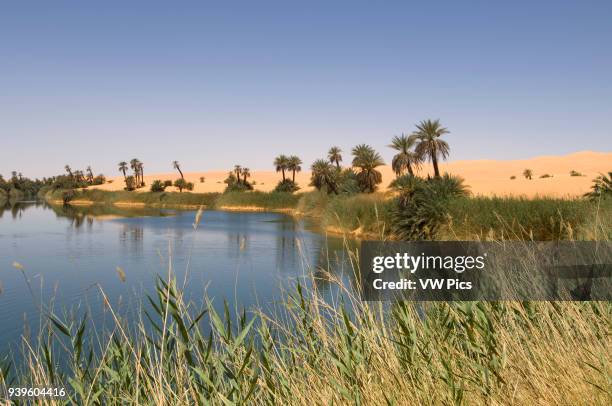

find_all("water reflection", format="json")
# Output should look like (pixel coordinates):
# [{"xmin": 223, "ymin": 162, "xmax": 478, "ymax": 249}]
[{"xmin": 0, "ymin": 201, "xmax": 358, "ymax": 354}]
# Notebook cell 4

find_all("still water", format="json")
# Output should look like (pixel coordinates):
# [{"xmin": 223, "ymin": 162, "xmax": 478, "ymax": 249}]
[{"xmin": 0, "ymin": 202, "xmax": 354, "ymax": 353}]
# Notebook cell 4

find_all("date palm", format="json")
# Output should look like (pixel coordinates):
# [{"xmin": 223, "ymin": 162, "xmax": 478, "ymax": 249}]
[
  {"xmin": 241, "ymin": 167, "xmax": 251, "ymax": 183},
  {"xmin": 130, "ymin": 159, "xmax": 141, "ymax": 185},
  {"xmin": 351, "ymin": 144, "xmax": 384, "ymax": 193},
  {"xmin": 234, "ymin": 165, "xmax": 242, "ymax": 182},
  {"xmin": 328, "ymin": 146, "xmax": 342, "ymax": 169},
  {"xmin": 389, "ymin": 134, "xmax": 421, "ymax": 176},
  {"xmin": 584, "ymin": 172, "xmax": 612, "ymax": 200},
  {"xmin": 310, "ymin": 159, "xmax": 338, "ymax": 194},
  {"xmin": 65, "ymin": 165, "xmax": 73, "ymax": 178},
  {"xmin": 412, "ymin": 119, "xmax": 450, "ymax": 177},
  {"xmin": 86, "ymin": 166, "xmax": 94, "ymax": 183},
  {"xmin": 118, "ymin": 162, "xmax": 128, "ymax": 180},
  {"xmin": 138, "ymin": 162, "xmax": 144, "ymax": 186},
  {"xmin": 287, "ymin": 155, "xmax": 302, "ymax": 182},
  {"xmin": 274, "ymin": 155, "xmax": 289, "ymax": 181},
  {"xmin": 172, "ymin": 161, "xmax": 184, "ymax": 180}
]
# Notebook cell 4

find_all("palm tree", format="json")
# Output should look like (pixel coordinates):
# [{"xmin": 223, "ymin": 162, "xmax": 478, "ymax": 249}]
[
  {"xmin": 138, "ymin": 162, "xmax": 144, "ymax": 186},
  {"xmin": 234, "ymin": 165, "xmax": 242, "ymax": 182},
  {"xmin": 523, "ymin": 169, "xmax": 533, "ymax": 180},
  {"xmin": 172, "ymin": 161, "xmax": 184, "ymax": 179},
  {"xmin": 287, "ymin": 156, "xmax": 302, "ymax": 182},
  {"xmin": 130, "ymin": 159, "xmax": 141, "ymax": 185},
  {"xmin": 389, "ymin": 134, "xmax": 421, "ymax": 176},
  {"xmin": 86, "ymin": 166, "xmax": 94, "ymax": 183},
  {"xmin": 274, "ymin": 155, "xmax": 289, "ymax": 181},
  {"xmin": 412, "ymin": 119, "xmax": 450, "ymax": 178},
  {"xmin": 310, "ymin": 159, "xmax": 338, "ymax": 194},
  {"xmin": 351, "ymin": 144, "xmax": 385, "ymax": 193},
  {"xmin": 65, "ymin": 165, "xmax": 73, "ymax": 178},
  {"xmin": 118, "ymin": 162, "xmax": 128, "ymax": 180},
  {"xmin": 584, "ymin": 172, "xmax": 612, "ymax": 200},
  {"xmin": 328, "ymin": 146, "xmax": 342, "ymax": 169},
  {"xmin": 241, "ymin": 167, "xmax": 251, "ymax": 183}
]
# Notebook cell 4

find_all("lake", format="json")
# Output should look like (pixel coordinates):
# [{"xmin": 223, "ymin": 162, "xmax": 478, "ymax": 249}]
[{"xmin": 0, "ymin": 202, "xmax": 354, "ymax": 353}]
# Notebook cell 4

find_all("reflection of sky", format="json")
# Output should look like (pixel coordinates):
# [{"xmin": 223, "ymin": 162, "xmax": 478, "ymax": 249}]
[{"xmin": 0, "ymin": 203, "xmax": 353, "ymax": 352}]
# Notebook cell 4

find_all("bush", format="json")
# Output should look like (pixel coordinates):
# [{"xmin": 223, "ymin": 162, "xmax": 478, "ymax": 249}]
[
  {"xmin": 174, "ymin": 178, "xmax": 194, "ymax": 192},
  {"xmin": 570, "ymin": 170, "xmax": 584, "ymax": 177},
  {"xmin": 92, "ymin": 175, "xmax": 106, "ymax": 185},
  {"xmin": 510, "ymin": 176, "xmax": 516, "ymax": 180},
  {"xmin": 150, "ymin": 180, "xmax": 166, "ymax": 192},
  {"xmin": 164, "ymin": 180, "xmax": 173, "ymax": 187},
  {"xmin": 391, "ymin": 174, "xmax": 470, "ymax": 240},
  {"xmin": 273, "ymin": 179, "xmax": 300, "ymax": 193},
  {"xmin": 199, "ymin": 176, "xmax": 205, "ymax": 183},
  {"xmin": 124, "ymin": 176, "xmax": 137, "ymax": 191},
  {"xmin": 540, "ymin": 174, "xmax": 552, "ymax": 178},
  {"xmin": 62, "ymin": 189, "xmax": 75, "ymax": 204}
]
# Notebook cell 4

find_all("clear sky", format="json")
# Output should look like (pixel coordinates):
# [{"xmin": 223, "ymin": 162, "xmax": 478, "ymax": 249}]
[{"xmin": 1, "ymin": 1, "xmax": 611, "ymax": 178}]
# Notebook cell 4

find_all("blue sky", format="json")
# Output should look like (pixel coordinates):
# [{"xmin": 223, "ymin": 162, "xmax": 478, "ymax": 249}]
[{"xmin": 1, "ymin": 1, "xmax": 611, "ymax": 178}]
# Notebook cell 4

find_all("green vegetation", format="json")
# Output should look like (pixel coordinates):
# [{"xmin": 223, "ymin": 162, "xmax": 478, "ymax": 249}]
[
  {"xmin": 412, "ymin": 119, "xmax": 450, "ymax": 177},
  {"xmin": 223, "ymin": 166, "xmax": 254, "ymax": 192},
  {"xmin": 351, "ymin": 144, "xmax": 385, "ymax": 193},
  {"xmin": 174, "ymin": 178, "xmax": 194, "ymax": 192},
  {"xmin": 215, "ymin": 191, "xmax": 300, "ymax": 210},
  {"xmin": 150, "ymin": 179, "xmax": 167, "ymax": 192},
  {"xmin": 584, "ymin": 171, "xmax": 612, "ymax": 201},
  {"xmin": 570, "ymin": 169, "xmax": 584, "ymax": 177},
  {"xmin": 45, "ymin": 189, "xmax": 219, "ymax": 207},
  {"xmin": 389, "ymin": 133, "xmax": 422, "ymax": 176},
  {"xmin": 2, "ymin": 244, "xmax": 609, "ymax": 404}
]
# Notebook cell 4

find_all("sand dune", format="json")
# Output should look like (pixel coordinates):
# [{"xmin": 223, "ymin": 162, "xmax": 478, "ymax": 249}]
[{"xmin": 91, "ymin": 151, "xmax": 611, "ymax": 198}]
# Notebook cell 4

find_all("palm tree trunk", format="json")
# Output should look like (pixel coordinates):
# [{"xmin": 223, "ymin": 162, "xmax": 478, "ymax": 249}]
[
  {"xmin": 292, "ymin": 170, "xmax": 295, "ymax": 182},
  {"xmin": 432, "ymin": 154, "xmax": 440, "ymax": 177},
  {"xmin": 178, "ymin": 168, "xmax": 184, "ymax": 180},
  {"xmin": 335, "ymin": 161, "xmax": 340, "ymax": 169},
  {"xmin": 282, "ymin": 169, "xmax": 286, "ymax": 182}
]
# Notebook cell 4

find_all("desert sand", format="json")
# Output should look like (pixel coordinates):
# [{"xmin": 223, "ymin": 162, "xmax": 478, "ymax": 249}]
[{"xmin": 91, "ymin": 151, "xmax": 611, "ymax": 198}]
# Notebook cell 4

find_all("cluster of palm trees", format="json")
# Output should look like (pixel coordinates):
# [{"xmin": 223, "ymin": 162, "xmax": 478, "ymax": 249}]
[
  {"xmin": 273, "ymin": 155, "xmax": 303, "ymax": 183},
  {"xmin": 310, "ymin": 119, "xmax": 452, "ymax": 194},
  {"xmin": 118, "ymin": 159, "xmax": 144, "ymax": 190},
  {"xmin": 64, "ymin": 165, "xmax": 105, "ymax": 186},
  {"xmin": 233, "ymin": 165, "xmax": 251, "ymax": 184}
]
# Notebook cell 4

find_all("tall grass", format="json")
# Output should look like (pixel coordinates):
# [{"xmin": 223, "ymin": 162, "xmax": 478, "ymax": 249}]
[
  {"xmin": 1, "ymin": 202, "xmax": 611, "ymax": 404},
  {"xmin": 1, "ymin": 266, "xmax": 610, "ymax": 404},
  {"xmin": 443, "ymin": 196, "xmax": 611, "ymax": 240},
  {"xmin": 214, "ymin": 191, "xmax": 301, "ymax": 210},
  {"xmin": 46, "ymin": 189, "xmax": 220, "ymax": 207}
]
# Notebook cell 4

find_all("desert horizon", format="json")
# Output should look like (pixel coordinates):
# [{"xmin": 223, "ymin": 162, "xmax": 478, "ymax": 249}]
[{"xmin": 83, "ymin": 150, "xmax": 611, "ymax": 198}]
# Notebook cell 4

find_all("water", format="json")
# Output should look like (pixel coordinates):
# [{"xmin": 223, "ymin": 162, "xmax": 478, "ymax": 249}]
[{"xmin": 0, "ymin": 201, "xmax": 354, "ymax": 353}]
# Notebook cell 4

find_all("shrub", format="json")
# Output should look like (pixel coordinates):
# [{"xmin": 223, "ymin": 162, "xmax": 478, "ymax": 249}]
[
  {"xmin": 92, "ymin": 175, "xmax": 106, "ymax": 185},
  {"xmin": 523, "ymin": 169, "xmax": 533, "ymax": 180},
  {"xmin": 150, "ymin": 180, "xmax": 166, "ymax": 192},
  {"xmin": 273, "ymin": 179, "xmax": 300, "ymax": 193},
  {"xmin": 199, "ymin": 176, "xmax": 205, "ymax": 183},
  {"xmin": 570, "ymin": 170, "xmax": 584, "ymax": 177},
  {"xmin": 62, "ymin": 189, "xmax": 75, "ymax": 204},
  {"xmin": 391, "ymin": 174, "xmax": 470, "ymax": 240},
  {"xmin": 539, "ymin": 174, "xmax": 552, "ymax": 178},
  {"xmin": 174, "ymin": 178, "xmax": 194, "ymax": 192},
  {"xmin": 124, "ymin": 176, "xmax": 137, "ymax": 191},
  {"xmin": 510, "ymin": 176, "xmax": 516, "ymax": 180},
  {"xmin": 163, "ymin": 180, "xmax": 173, "ymax": 187}
]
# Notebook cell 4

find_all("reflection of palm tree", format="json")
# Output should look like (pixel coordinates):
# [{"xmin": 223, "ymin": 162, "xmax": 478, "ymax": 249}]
[{"xmin": 412, "ymin": 119, "xmax": 450, "ymax": 178}]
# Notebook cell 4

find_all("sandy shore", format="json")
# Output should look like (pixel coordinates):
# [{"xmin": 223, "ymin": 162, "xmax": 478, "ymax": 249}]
[{"xmin": 90, "ymin": 151, "xmax": 610, "ymax": 198}]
